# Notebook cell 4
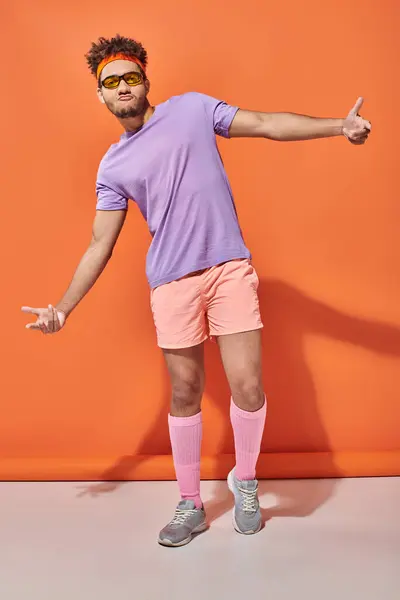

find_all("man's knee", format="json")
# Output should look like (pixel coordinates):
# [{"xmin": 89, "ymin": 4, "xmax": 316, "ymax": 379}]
[
  {"xmin": 231, "ymin": 377, "xmax": 264, "ymax": 412},
  {"xmin": 171, "ymin": 373, "xmax": 203, "ymax": 415}
]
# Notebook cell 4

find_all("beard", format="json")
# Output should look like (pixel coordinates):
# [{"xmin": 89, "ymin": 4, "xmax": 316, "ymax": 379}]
[
  {"xmin": 113, "ymin": 105, "xmax": 141, "ymax": 118},
  {"xmin": 107, "ymin": 96, "xmax": 146, "ymax": 119}
]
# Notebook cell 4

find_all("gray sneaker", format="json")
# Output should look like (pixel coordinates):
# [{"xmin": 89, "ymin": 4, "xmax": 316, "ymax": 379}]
[
  {"xmin": 158, "ymin": 500, "xmax": 207, "ymax": 547},
  {"xmin": 227, "ymin": 469, "xmax": 262, "ymax": 534}
]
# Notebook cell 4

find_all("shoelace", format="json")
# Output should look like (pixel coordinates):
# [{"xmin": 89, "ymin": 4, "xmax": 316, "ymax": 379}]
[
  {"xmin": 238, "ymin": 487, "xmax": 258, "ymax": 513},
  {"xmin": 170, "ymin": 508, "xmax": 198, "ymax": 525}
]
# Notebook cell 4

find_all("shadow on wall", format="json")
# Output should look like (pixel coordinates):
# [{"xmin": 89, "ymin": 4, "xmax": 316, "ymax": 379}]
[{"xmin": 77, "ymin": 278, "xmax": 400, "ymax": 522}]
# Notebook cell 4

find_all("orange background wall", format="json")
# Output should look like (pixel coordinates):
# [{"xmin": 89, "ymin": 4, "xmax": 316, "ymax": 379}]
[{"xmin": 1, "ymin": 0, "xmax": 399, "ymax": 481}]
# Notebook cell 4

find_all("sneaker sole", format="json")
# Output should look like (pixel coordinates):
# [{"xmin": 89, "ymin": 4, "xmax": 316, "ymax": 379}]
[
  {"xmin": 157, "ymin": 522, "xmax": 208, "ymax": 547},
  {"xmin": 227, "ymin": 470, "xmax": 262, "ymax": 535}
]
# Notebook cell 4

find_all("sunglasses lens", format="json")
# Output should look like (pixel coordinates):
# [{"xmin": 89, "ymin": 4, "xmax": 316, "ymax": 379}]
[
  {"xmin": 102, "ymin": 76, "xmax": 120, "ymax": 89},
  {"xmin": 124, "ymin": 72, "xmax": 142, "ymax": 86}
]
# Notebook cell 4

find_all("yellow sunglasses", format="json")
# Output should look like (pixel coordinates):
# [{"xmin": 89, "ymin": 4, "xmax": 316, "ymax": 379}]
[{"xmin": 101, "ymin": 71, "xmax": 143, "ymax": 90}]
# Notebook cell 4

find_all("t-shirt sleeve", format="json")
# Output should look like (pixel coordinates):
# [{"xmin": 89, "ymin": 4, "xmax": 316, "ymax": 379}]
[
  {"xmin": 196, "ymin": 92, "xmax": 239, "ymax": 138},
  {"xmin": 96, "ymin": 180, "xmax": 128, "ymax": 211}
]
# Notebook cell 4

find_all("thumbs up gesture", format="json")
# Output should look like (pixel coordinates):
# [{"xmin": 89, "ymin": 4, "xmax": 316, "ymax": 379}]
[{"xmin": 342, "ymin": 97, "xmax": 372, "ymax": 145}]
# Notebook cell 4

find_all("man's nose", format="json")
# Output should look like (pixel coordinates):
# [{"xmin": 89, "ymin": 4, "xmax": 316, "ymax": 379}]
[{"xmin": 118, "ymin": 79, "xmax": 131, "ymax": 93}]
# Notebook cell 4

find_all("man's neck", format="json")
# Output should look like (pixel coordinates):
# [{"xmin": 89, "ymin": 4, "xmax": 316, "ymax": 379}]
[{"xmin": 120, "ymin": 102, "xmax": 155, "ymax": 133}]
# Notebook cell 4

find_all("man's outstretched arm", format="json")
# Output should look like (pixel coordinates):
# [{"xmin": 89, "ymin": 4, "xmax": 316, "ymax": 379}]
[{"xmin": 229, "ymin": 97, "xmax": 371, "ymax": 145}]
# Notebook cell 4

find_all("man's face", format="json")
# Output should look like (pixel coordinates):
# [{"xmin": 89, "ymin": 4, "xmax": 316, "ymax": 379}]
[{"xmin": 97, "ymin": 60, "xmax": 149, "ymax": 119}]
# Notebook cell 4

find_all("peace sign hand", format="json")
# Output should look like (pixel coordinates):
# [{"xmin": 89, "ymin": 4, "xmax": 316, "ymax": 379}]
[
  {"xmin": 342, "ymin": 97, "xmax": 372, "ymax": 145},
  {"xmin": 21, "ymin": 305, "xmax": 66, "ymax": 334}
]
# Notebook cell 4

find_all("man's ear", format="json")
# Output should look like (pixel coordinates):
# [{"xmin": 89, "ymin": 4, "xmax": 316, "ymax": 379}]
[
  {"xmin": 97, "ymin": 88, "xmax": 105, "ymax": 104},
  {"xmin": 145, "ymin": 78, "xmax": 151, "ymax": 94}
]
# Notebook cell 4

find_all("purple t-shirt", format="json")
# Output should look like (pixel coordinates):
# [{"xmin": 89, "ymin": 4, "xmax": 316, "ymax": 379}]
[{"xmin": 96, "ymin": 92, "xmax": 251, "ymax": 288}]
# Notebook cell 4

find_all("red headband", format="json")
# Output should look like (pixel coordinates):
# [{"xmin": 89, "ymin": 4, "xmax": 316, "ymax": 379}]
[{"xmin": 97, "ymin": 54, "xmax": 146, "ymax": 79}]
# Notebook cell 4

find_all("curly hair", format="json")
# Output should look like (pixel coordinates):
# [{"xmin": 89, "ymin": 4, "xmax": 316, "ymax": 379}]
[{"xmin": 85, "ymin": 34, "xmax": 148, "ymax": 80}]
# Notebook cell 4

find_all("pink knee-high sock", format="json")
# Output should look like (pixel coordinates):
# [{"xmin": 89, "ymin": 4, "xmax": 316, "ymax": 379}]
[
  {"xmin": 230, "ymin": 397, "xmax": 267, "ymax": 481},
  {"xmin": 168, "ymin": 411, "xmax": 203, "ymax": 509}
]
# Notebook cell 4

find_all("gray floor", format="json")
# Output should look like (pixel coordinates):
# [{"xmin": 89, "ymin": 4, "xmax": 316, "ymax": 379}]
[{"xmin": 0, "ymin": 477, "xmax": 399, "ymax": 600}]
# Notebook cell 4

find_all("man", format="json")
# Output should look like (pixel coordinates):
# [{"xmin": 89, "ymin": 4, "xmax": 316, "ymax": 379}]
[{"xmin": 22, "ymin": 34, "xmax": 371, "ymax": 547}]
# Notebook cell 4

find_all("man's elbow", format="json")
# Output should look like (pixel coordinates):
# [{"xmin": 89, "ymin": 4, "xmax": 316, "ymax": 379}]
[
  {"xmin": 89, "ymin": 238, "xmax": 114, "ymax": 261},
  {"xmin": 258, "ymin": 113, "xmax": 284, "ymax": 140}
]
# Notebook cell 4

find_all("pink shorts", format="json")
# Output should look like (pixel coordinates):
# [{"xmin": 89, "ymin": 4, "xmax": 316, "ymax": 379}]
[{"xmin": 150, "ymin": 259, "xmax": 263, "ymax": 349}]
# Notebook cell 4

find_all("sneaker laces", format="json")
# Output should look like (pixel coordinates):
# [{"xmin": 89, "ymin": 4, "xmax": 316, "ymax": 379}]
[
  {"xmin": 238, "ymin": 487, "xmax": 258, "ymax": 513},
  {"xmin": 170, "ymin": 508, "xmax": 198, "ymax": 525}
]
